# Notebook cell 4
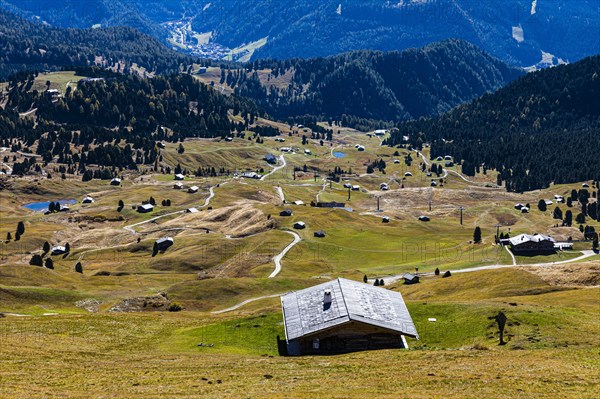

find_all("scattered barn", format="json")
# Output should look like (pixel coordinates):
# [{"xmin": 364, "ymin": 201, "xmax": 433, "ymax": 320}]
[
  {"xmin": 418, "ymin": 216, "xmax": 430, "ymax": 222},
  {"xmin": 174, "ymin": 174, "xmax": 185, "ymax": 181},
  {"xmin": 59, "ymin": 205, "xmax": 70, "ymax": 212},
  {"xmin": 521, "ymin": 207, "xmax": 530, "ymax": 213},
  {"xmin": 188, "ymin": 186, "xmax": 199, "ymax": 193},
  {"xmin": 352, "ymin": 185, "xmax": 360, "ymax": 191},
  {"xmin": 304, "ymin": 149, "xmax": 311, "ymax": 155},
  {"xmin": 343, "ymin": 183, "xmax": 352, "ymax": 189},
  {"xmin": 403, "ymin": 273, "xmax": 420, "ymax": 285},
  {"xmin": 82, "ymin": 196, "xmax": 94, "ymax": 204},
  {"xmin": 280, "ymin": 209, "xmax": 293, "ymax": 217},
  {"xmin": 380, "ymin": 183, "xmax": 389, "ymax": 191},
  {"xmin": 555, "ymin": 242, "xmax": 574, "ymax": 251},
  {"xmin": 186, "ymin": 207, "xmax": 199, "ymax": 213},
  {"xmin": 382, "ymin": 216, "xmax": 390, "ymax": 223},
  {"xmin": 137, "ymin": 204, "xmax": 154, "ymax": 213},
  {"xmin": 514, "ymin": 203, "xmax": 524, "ymax": 210},
  {"xmin": 509, "ymin": 234, "xmax": 556, "ymax": 255},
  {"xmin": 51, "ymin": 246, "xmax": 67, "ymax": 256},
  {"xmin": 294, "ymin": 221, "xmax": 306, "ymax": 229},
  {"xmin": 404, "ymin": 172, "xmax": 413, "ymax": 177},
  {"xmin": 264, "ymin": 154, "xmax": 278, "ymax": 164},
  {"xmin": 314, "ymin": 230, "xmax": 326, "ymax": 238},
  {"xmin": 174, "ymin": 182, "xmax": 183, "ymax": 190},
  {"xmin": 315, "ymin": 201, "xmax": 346, "ymax": 208},
  {"xmin": 110, "ymin": 178, "xmax": 121, "ymax": 186},
  {"xmin": 431, "ymin": 181, "xmax": 437, "ymax": 187},
  {"xmin": 280, "ymin": 278, "xmax": 419, "ymax": 355},
  {"xmin": 155, "ymin": 237, "xmax": 174, "ymax": 251},
  {"xmin": 242, "ymin": 172, "xmax": 261, "ymax": 179}
]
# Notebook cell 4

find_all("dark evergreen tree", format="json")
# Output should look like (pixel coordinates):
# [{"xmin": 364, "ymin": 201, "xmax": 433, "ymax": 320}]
[
  {"xmin": 29, "ymin": 254, "xmax": 43, "ymax": 266},
  {"xmin": 473, "ymin": 227, "xmax": 482, "ymax": 243}
]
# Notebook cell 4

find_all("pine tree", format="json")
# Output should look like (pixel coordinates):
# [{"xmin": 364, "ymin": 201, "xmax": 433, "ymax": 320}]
[
  {"xmin": 75, "ymin": 262, "xmax": 83, "ymax": 273},
  {"xmin": 43, "ymin": 241, "xmax": 50, "ymax": 254},
  {"xmin": 564, "ymin": 210, "xmax": 573, "ymax": 226},
  {"xmin": 29, "ymin": 254, "xmax": 43, "ymax": 266},
  {"xmin": 537, "ymin": 199, "xmax": 547, "ymax": 212},
  {"xmin": 45, "ymin": 258, "xmax": 54, "ymax": 269},
  {"xmin": 473, "ymin": 226, "xmax": 482, "ymax": 243},
  {"xmin": 16, "ymin": 221, "xmax": 25, "ymax": 236},
  {"xmin": 553, "ymin": 207, "xmax": 563, "ymax": 220}
]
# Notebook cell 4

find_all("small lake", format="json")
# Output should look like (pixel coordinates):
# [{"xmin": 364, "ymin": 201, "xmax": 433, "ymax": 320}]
[
  {"xmin": 23, "ymin": 199, "xmax": 76, "ymax": 212},
  {"xmin": 333, "ymin": 152, "xmax": 347, "ymax": 158}
]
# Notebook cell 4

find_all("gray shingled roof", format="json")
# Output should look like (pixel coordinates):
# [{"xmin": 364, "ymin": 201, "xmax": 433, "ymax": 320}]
[
  {"xmin": 281, "ymin": 278, "xmax": 418, "ymax": 341},
  {"xmin": 508, "ymin": 233, "xmax": 555, "ymax": 246}
]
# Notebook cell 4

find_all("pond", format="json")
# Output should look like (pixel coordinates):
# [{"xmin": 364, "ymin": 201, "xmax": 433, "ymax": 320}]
[
  {"xmin": 23, "ymin": 199, "xmax": 76, "ymax": 212},
  {"xmin": 333, "ymin": 151, "xmax": 347, "ymax": 158}
]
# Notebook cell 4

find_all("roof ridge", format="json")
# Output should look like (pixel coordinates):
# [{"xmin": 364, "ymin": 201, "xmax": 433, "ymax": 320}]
[{"xmin": 337, "ymin": 278, "xmax": 351, "ymax": 321}]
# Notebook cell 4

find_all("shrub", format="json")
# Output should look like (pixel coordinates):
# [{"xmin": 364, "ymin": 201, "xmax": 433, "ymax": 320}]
[
  {"xmin": 29, "ymin": 254, "xmax": 43, "ymax": 266},
  {"xmin": 168, "ymin": 302, "xmax": 183, "ymax": 312}
]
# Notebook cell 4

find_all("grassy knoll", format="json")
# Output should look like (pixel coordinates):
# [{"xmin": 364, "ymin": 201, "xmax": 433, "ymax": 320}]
[
  {"xmin": 1, "ymin": 268, "xmax": 598, "ymax": 398},
  {"xmin": 32, "ymin": 71, "xmax": 86, "ymax": 93}
]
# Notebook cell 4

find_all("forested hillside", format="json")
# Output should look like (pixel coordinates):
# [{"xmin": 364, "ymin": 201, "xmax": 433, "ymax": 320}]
[
  {"xmin": 191, "ymin": 0, "xmax": 598, "ymax": 66},
  {"xmin": 0, "ymin": 9, "xmax": 192, "ymax": 79},
  {"xmin": 3, "ymin": 1, "xmax": 597, "ymax": 67},
  {"xmin": 230, "ymin": 40, "xmax": 523, "ymax": 124},
  {"xmin": 1, "ymin": 68, "xmax": 261, "ymax": 175},
  {"xmin": 0, "ymin": 0, "xmax": 172, "ymax": 39},
  {"xmin": 386, "ymin": 55, "xmax": 600, "ymax": 192}
]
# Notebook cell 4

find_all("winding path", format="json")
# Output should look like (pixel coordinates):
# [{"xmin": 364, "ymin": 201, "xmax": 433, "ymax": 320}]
[
  {"xmin": 275, "ymin": 186, "xmax": 285, "ymax": 203},
  {"xmin": 122, "ymin": 182, "xmax": 226, "ymax": 234},
  {"xmin": 269, "ymin": 230, "xmax": 301, "ymax": 278},
  {"xmin": 211, "ymin": 294, "xmax": 282, "ymax": 314},
  {"xmin": 261, "ymin": 155, "xmax": 286, "ymax": 181},
  {"xmin": 381, "ymin": 250, "xmax": 598, "ymax": 285},
  {"xmin": 505, "ymin": 246, "xmax": 517, "ymax": 266}
]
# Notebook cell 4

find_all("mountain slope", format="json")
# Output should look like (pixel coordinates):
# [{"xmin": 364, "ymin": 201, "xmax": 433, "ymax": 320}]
[
  {"xmin": 2, "ymin": 67, "xmax": 261, "ymax": 174},
  {"xmin": 1, "ymin": 0, "xmax": 597, "ymax": 67},
  {"xmin": 192, "ymin": 0, "xmax": 598, "ymax": 66},
  {"xmin": 233, "ymin": 39, "xmax": 524, "ymax": 122},
  {"xmin": 386, "ymin": 55, "xmax": 600, "ymax": 191},
  {"xmin": 0, "ymin": 9, "xmax": 191, "ymax": 79}
]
